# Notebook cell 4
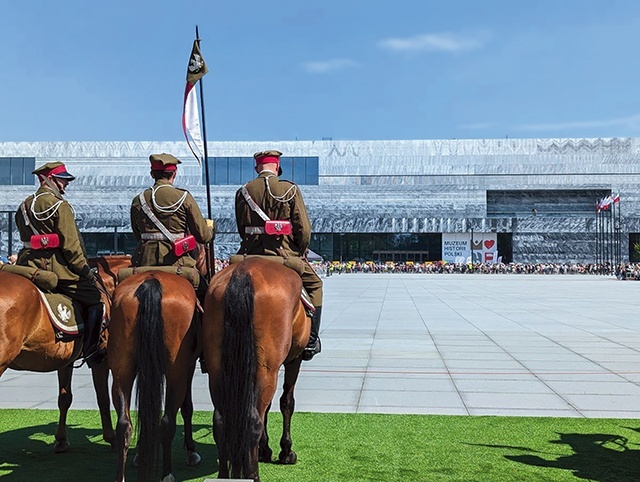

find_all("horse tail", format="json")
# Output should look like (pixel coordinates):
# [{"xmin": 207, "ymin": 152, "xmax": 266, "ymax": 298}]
[
  {"xmin": 221, "ymin": 269, "xmax": 258, "ymax": 477},
  {"xmin": 134, "ymin": 277, "xmax": 166, "ymax": 482}
]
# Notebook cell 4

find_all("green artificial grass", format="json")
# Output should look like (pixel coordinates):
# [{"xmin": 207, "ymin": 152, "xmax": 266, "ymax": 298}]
[{"xmin": 0, "ymin": 409, "xmax": 639, "ymax": 481}]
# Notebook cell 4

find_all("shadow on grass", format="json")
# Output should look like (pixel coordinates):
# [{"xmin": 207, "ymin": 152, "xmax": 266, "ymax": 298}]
[
  {"xmin": 504, "ymin": 430, "xmax": 640, "ymax": 482},
  {"xmin": 0, "ymin": 422, "xmax": 219, "ymax": 481}
]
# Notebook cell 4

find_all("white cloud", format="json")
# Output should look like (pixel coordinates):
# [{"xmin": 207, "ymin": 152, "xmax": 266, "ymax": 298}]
[
  {"xmin": 302, "ymin": 58, "xmax": 358, "ymax": 74},
  {"xmin": 379, "ymin": 31, "xmax": 489, "ymax": 53}
]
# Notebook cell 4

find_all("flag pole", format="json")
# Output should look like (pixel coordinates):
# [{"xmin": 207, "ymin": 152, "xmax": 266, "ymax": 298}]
[{"xmin": 195, "ymin": 25, "xmax": 215, "ymax": 277}]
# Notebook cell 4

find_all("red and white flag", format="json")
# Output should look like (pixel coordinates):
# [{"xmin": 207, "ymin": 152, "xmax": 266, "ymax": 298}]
[{"xmin": 182, "ymin": 39, "xmax": 208, "ymax": 164}]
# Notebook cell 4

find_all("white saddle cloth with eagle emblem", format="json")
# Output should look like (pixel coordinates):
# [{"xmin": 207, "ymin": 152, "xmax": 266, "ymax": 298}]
[{"xmin": 36, "ymin": 290, "xmax": 83, "ymax": 339}]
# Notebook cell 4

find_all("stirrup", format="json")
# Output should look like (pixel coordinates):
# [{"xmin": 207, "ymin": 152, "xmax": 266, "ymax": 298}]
[
  {"xmin": 301, "ymin": 338, "xmax": 321, "ymax": 361},
  {"xmin": 83, "ymin": 348, "xmax": 106, "ymax": 369}
]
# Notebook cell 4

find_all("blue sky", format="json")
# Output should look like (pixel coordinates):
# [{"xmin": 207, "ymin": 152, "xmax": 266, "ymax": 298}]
[{"xmin": 2, "ymin": 0, "xmax": 640, "ymax": 142}]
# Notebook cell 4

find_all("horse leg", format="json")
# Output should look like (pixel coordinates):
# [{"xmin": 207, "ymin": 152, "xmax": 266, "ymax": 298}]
[
  {"xmin": 213, "ymin": 408, "xmax": 229, "ymax": 479},
  {"xmin": 258, "ymin": 402, "xmax": 273, "ymax": 462},
  {"xmin": 245, "ymin": 405, "xmax": 266, "ymax": 481},
  {"xmin": 161, "ymin": 359, "xmax": 195, "ymax": 482},
  {"xmin": 91, "ymin": 360, "xmax": 115, "ymax": 448},
  {"xmin": 180, "ymin": 361, "xmax": 202, "ymax": 466},
  {"xmin": 159, "ymin": 407, "xmax": 178, "ymax": 482},
  {"xmin": 54, "ymin": 367, "xmax": 73, "ymax": 453},
  {"xmin": 53, "ymin": 366, "xmax": 73, "ymax": 453},
  {"xmin": 112, "ymin": 375, "xmax": 134, "ymax": 482},
  {"xmin": 278, "ymin": 358, "xmax": 303, "ymax": 464}
]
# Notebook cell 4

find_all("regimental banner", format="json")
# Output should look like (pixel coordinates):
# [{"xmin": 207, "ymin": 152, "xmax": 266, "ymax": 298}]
[{"xmin": 442, "ymin": 233, "xmax": 499, "ymax": 264}]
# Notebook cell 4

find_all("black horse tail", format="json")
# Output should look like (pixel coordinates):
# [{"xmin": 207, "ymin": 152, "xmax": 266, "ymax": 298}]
[
  {"xmin": 221, "ymin": 269, "xmax": 258, "ymax": 478},
  {"xmin": 134, "ymin": 277, "xmax": 166, "ymax": 482}
]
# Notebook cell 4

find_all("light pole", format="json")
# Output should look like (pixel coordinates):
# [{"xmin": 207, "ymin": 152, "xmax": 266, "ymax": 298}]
[
  {"xmin": 470, "ymin": 227, "xmax": 474, "ymax": 272},
  {"xmin": 615, "ymin": 222, "xmax": 621, "ymax": 267}
]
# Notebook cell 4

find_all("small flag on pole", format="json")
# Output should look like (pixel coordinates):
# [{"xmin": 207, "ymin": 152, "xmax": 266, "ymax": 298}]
[{"xmin": 182, "ymin": 39, "xmax": 208, "ymax": 164}]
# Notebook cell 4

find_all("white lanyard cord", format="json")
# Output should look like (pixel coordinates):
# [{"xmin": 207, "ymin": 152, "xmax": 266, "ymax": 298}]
[
  {"xmin": 264, "ymin": 175, "xmax": 297, "ymax": 203},
  {"xmin": 30, "ymin": 193, "xmax": 65, "ymax": 221},
  {"xmin": 151, "ymin": 184, "xmax": 188, "ymax": 213}
]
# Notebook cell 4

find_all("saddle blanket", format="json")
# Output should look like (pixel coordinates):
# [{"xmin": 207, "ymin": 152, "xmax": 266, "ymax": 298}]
[{"xmin": 36, "ymin": 290, "xmax": 83, "ymax": 339}]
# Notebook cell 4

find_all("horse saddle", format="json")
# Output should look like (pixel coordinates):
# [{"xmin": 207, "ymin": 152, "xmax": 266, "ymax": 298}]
[
  {"xmin": 229, "ymin": 255, "xmax": 315, "ymax": 316},
  {"xmin": 117, "ymin": 265, "xmax": 200, "ymax": 288},
  {"xmin": 0, "ymin": 264, "xmax": 59, "ymax": 291},
  {"xmin": 36, "ymin": 290, "xmax": 83, "ymax": 341}
]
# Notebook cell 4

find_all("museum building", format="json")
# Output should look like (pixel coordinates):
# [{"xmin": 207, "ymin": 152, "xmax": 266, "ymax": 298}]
[{"xmin": 0, "ymin": 137, "xmax": 638, "ymax": 264}]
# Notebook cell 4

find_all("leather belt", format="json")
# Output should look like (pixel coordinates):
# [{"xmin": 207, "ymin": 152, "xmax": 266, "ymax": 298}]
[
  {"xmin": 140, "ymin": 232, "xmax": 186, "ymax": 241},
  {"xmin": 245, "ymin": 226, "xmax": 265, "ymax": 235}
]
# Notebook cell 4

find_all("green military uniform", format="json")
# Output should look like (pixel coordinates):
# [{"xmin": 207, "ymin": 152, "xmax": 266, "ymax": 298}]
[
  {"xmin": 130, "ymin": 153, "xmax": 213, "ymax": 268},
  {"xmin": 15, "ymin": 165, "xmax": 100, "ymax": 307},
  {"xmin": 235, "ymin": 150, "xmax": 323, "ymax": 360},
  {"xmin": 16, "ymin": 161, "xmax": 103, "ymax": 368}
]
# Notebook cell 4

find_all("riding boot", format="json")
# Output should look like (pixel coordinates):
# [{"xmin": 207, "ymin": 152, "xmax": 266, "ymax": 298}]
[
  {"xmin": 83, "ymin": 304, "xmax": 105, "ymax": 369},
  {"xmin": 301, "ymin": 306, "xmax": 322, "ymax": 361}
]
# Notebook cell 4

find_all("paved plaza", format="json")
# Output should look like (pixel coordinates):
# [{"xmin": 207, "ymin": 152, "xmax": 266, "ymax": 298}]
[{"xmin": 2, "ymin": 273, "xmax": 640, "ymax": 418}]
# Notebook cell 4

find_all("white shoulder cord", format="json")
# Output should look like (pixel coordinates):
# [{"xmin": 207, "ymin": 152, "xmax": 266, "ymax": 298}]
[
  {"xmin": 21, "ymin": 202, "xmax": 39, "ymax": 235},
  {"xmin": 138, "ymin": 193, "xmax": 179, "ymax": 242},
  {"xmin": 241, "ymin": 184, "xmax": 271, "ymax": 222},
  {"xmin": 30, "ymin": 193, "xmax": 65, "ymax": 221},
  {"xmin": 151, "ymin": 184, "xmax": 188, "ymax": 214},
  {"xmin": 264, "ymin": 174, "xmax": 297, "ymax": 203}
]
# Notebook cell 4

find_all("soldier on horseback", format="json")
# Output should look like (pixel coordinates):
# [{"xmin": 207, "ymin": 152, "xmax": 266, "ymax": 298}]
[
  {"xmin": 15, "ymin": 161, "xmax": 104, "ymax": 368},
  {"xmin": 235, "ymin": 150, "xmax": 323, "ymax": 361},
  {"xmin": 129, "ymin": 153, "xmax": 214, "ymax": 372},
  {"xmin": 130, "ymin": 153, "xmax": 214, "ymax": 272}
]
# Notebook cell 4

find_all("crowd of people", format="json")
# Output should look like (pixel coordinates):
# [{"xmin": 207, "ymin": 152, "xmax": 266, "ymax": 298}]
[
  {"xmin": 309, "ymin": 260, "xmax": 640, "ymax": 278},
  {"xmin": 4, "ymin": 254, "xmax": 639, "ymax": 279}
]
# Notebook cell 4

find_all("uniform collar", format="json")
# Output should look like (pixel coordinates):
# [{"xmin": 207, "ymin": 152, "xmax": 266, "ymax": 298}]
[
  {"xmin": 153, "ymin": 179, "xmax": 174, "ymax": 187},
  {"xmin": 258, "ymin": 169, "xmax": 278, "ymax": 177},
  {"xmin": 37, "ymin": 184, "xmax": 63, "ymax": 199}
]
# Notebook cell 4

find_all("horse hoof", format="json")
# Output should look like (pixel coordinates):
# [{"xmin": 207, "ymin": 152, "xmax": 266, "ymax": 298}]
[
  {"xmin": 104, "ymin": 434, "xmax": 116, "ymax": 449},
  {"xmin": 53, "ymin": 440, "xmax": 70, "ymax": 453},
  {"xmin": 186, "ymin": 450, "xmax": 202, "ymax": 466},
  {"xmin": 259, "ymin": 448, "xmax": 273, "ymax": 463},
  {"xmin": 278, "ymin": 450, "xmax": 297, "ymax": 465},
  {"xmin": 132, "ymin": 452, "xmax": 139, "ymax": 467}
]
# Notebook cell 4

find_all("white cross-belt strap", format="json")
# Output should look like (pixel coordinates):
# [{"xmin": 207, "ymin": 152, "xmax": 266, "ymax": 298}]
[
  {"xmin": 138, "ymin": 192, "xmax": 179, "ymax": 243},
  {"xmin": 21, "ymin": 201, "xmax": 39, "ymax": 236},
  {"xmin": 241, "ymin": 184, "xmax": 271, "ymax": 222}
]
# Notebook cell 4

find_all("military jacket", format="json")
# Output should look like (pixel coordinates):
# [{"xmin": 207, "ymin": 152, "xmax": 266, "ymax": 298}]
[
  {"xmin": 15, "ymin": 186, "xmax": 92, "ymax": 282},
  {"xmin": 130, "ymin": 179, "xmax": 213, "ymax": 268},
  {"xmin": 235, "ymin": 171, "xmax": 311, "ymax": 257}
]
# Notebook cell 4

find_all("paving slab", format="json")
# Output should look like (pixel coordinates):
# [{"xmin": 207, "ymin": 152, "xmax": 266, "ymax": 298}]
[{"xmin": 2, "ymin": 273, "xmax": 640, "ymax": 418}]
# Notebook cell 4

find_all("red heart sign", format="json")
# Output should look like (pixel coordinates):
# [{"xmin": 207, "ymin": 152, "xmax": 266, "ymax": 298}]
[{"xmin": 484, "ymin": 240, "xmax": 495, "ymax": 249}]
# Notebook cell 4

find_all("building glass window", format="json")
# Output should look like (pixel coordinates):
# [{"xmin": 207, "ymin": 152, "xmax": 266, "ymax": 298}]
[
  {"xmin": 213, "ymin": 157, "xmax": 228, "ymax": 185},
  {"xmin": 228, "ymin": 157, "xmax": 242, "ymax": 185},
  {"xmin": 0, "ymin": 157, "xmax": 36, "ymax": 185},
  {"xmin": 305, "ymin": 157, "xmax": 319, "ymax": 185},
  {"xmin": 204, "ymin": 156, "xmax": 319, "ymax": 185},
  {"xmin": 279, "ymin": 157, "xmax": 293, "ymax": 181},
  {"xmin": 241, "ymin": 157, "xmax": 254, "ymax": 181},
  {"xmin": 292, "ymin": 157, "xmax": 306, "ymax": 185},
  {"xmin": 316, "ymin": 233, "xmax": 442, "ymax": 262}
]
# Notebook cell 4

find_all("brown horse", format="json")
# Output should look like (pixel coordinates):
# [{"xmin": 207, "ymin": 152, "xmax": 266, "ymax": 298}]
[
  {"xmin": 109, "ymin": 270, "xmax": 202, "ymax": 482},
  {"xmin": 202, "ymin": 257, "xmax": 311, "ymax": 482},
  {"xmin": 0, "ymin": 255, "xmax": 130, "ymax": 452}
]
